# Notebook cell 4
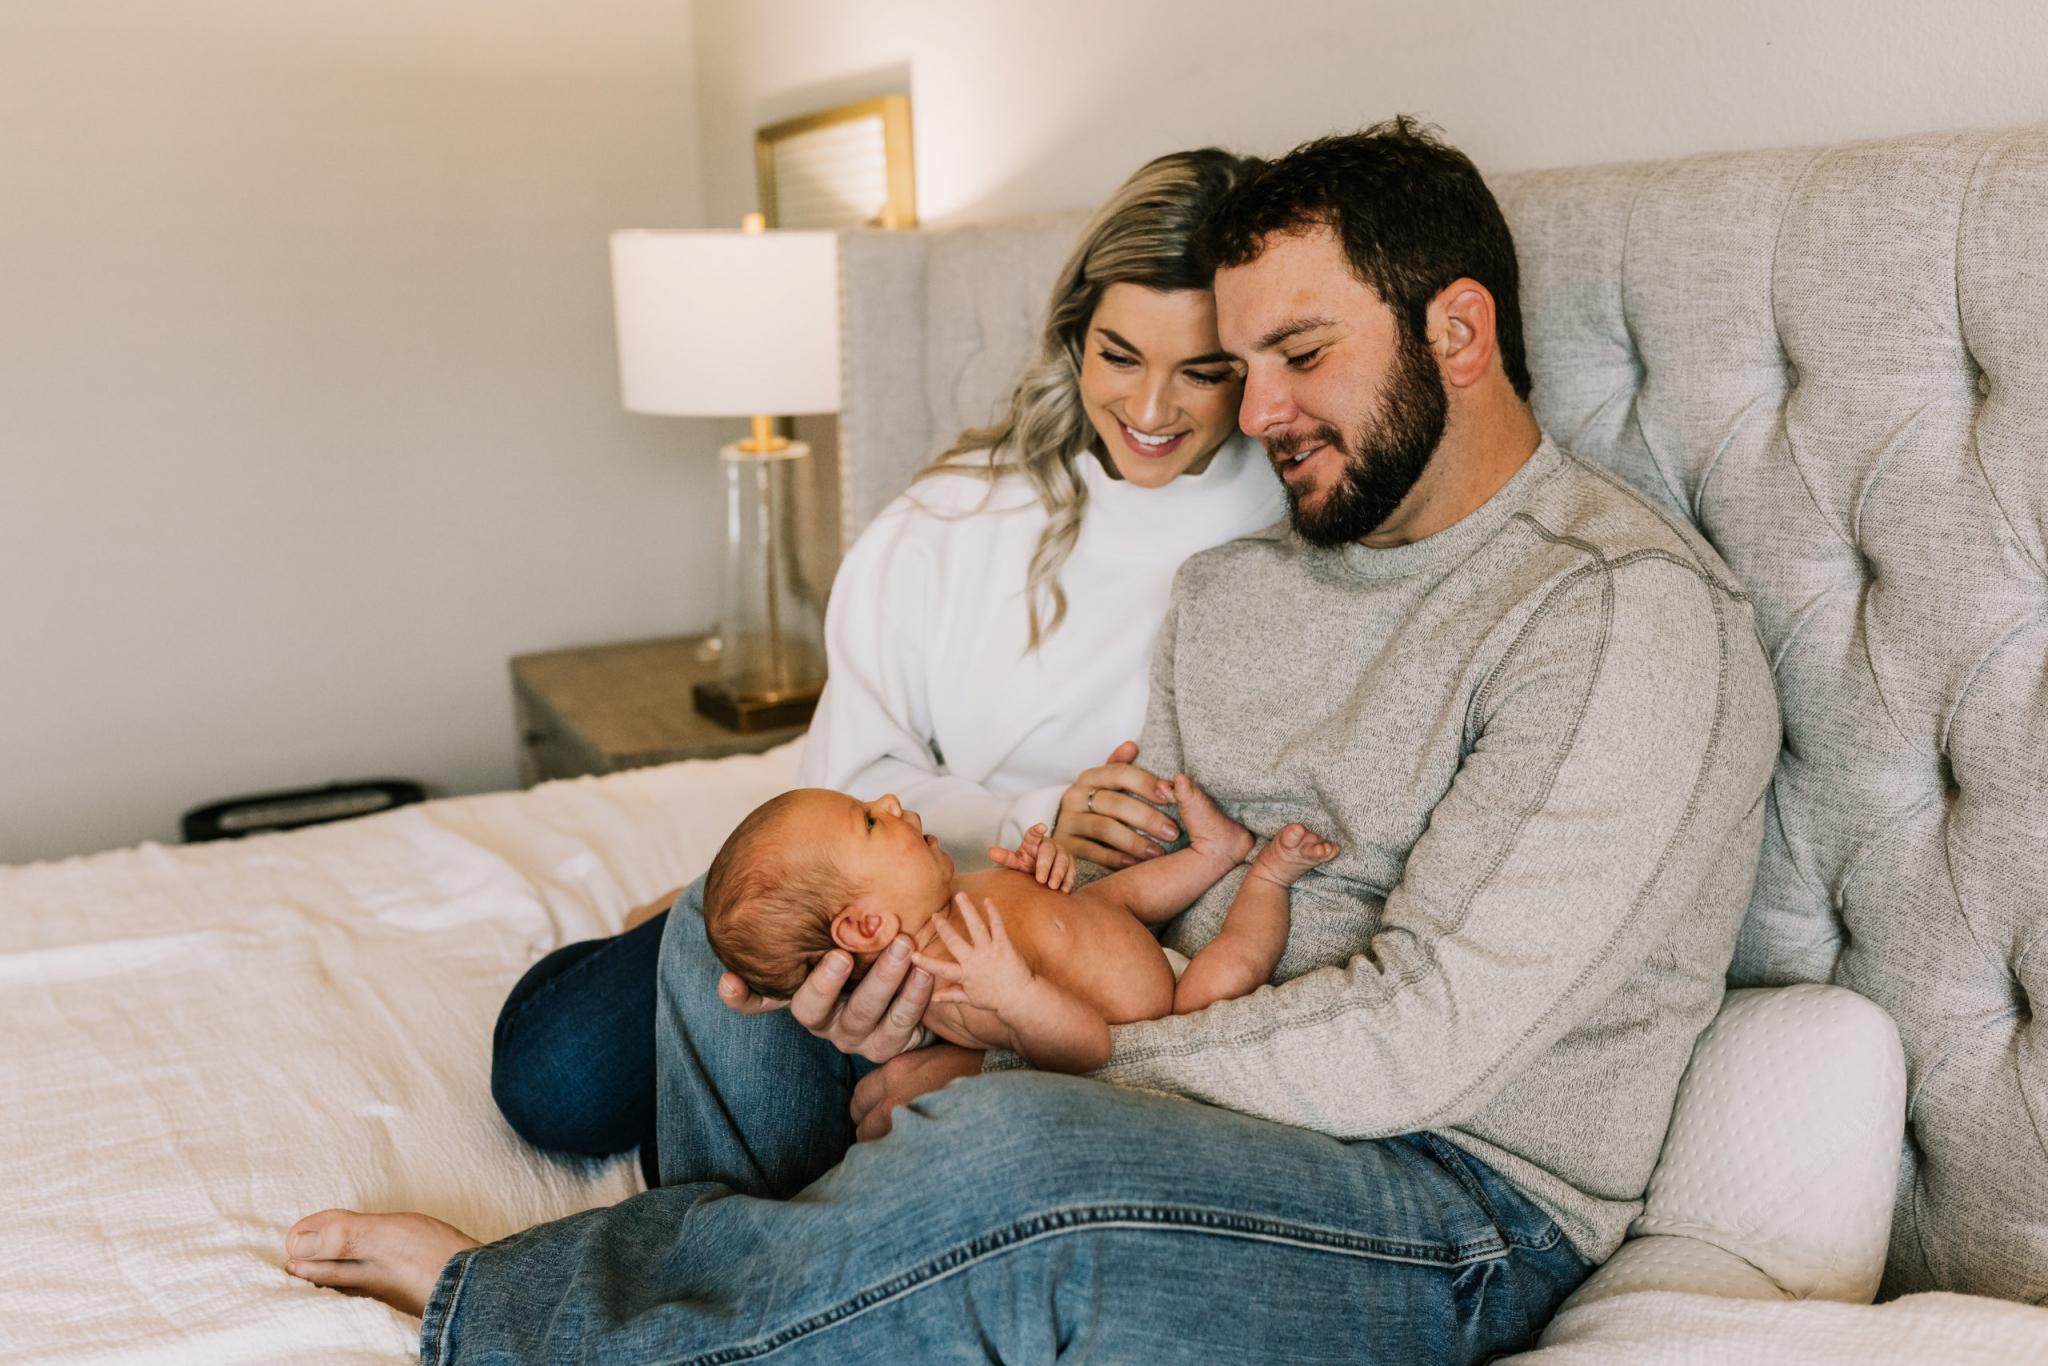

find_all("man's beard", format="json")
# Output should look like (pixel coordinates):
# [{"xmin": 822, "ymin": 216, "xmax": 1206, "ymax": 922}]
[{"xmin": 1268, "ymin": 328, "xmax": 1448, "ymax": 547}]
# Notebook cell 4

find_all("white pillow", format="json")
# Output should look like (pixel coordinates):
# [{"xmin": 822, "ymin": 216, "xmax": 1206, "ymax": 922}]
[{"xmin": 1567, "ymin": 984, "xmax": 1906, "ymax": 1309}]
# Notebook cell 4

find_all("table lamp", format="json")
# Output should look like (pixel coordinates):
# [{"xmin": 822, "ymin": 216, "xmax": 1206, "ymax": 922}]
[{"xmin": 609, "ymin": 215, "xmax": 840, "ymax": 731}]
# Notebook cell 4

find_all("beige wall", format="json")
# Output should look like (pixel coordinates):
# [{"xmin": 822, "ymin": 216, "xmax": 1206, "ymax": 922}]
[
  {"xmin": 8, "ymin": 1, "xmax": 2043, "ymax": 863},
  {"xmin": 691, "ymin": 0, "xmax": 2048, "ymax": 224},
  {"xmin": 0, "ymin": 3, "xmax": 716, "ymax": 862}
]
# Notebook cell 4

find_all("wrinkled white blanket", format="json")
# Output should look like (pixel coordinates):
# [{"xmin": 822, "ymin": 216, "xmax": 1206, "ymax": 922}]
[
  {"xmin": 9, "ymin": 739, "xmax": 2046, "ymax": 1364},
  {"xmin": 1512, "ymin": 1288, "xmax": 2048, "ymax": 1363},
  {"xmin": 0, "ymin": 743, "xmax": 803, "ymax": 1364}
]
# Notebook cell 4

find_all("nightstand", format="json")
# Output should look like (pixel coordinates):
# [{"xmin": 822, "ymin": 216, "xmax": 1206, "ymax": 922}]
[{"xmin": 510, "ymin": 635, "xmax": 809, "ymax": 785}]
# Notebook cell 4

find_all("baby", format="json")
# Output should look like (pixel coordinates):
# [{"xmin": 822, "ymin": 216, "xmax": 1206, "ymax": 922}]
[{"xmin": 702, "ymin": 775, "xmax": 1337, "ymax": 1074}]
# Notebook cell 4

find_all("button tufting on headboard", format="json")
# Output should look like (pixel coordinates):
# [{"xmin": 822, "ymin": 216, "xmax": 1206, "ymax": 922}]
[
  {"xmin": 837, "ymin": 126, "xmax": 2048, "ymax": 1306},
  {"xmin": 1497, "ymin": 126, "xmax": 2048, "ymax": 1303}
]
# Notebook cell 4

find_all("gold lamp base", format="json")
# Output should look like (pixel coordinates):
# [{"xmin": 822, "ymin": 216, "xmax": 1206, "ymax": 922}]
[{"xmin": 692, "ymin": 680, "xmax": 820, "ymax": 733}]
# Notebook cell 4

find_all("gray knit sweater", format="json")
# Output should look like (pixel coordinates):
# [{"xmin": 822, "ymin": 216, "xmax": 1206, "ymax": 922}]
[{"xmin": 1059, "ymin": 437, "xmax": 1781, "ymax": 1263}]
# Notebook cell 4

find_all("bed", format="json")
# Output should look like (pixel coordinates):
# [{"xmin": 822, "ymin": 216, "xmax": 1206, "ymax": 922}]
[
  {"xmin": 2, "ymin": 746, "xmax": 800, "ymax": 1362},
  {"xmin": 7, "ymin": 123, "xmax": 2047, "ymax": 1362}
]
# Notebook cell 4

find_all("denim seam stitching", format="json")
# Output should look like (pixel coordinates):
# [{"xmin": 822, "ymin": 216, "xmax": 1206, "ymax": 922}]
[
  {"xmin": 1414, "ymin": 1132, "xmax": 1563, "ymax": 1254},
  {"xmin": 672, "ymin": 1202, "xmax": 1510, "ymax": 1365},
  {"xmin": 422, "ymin": 1245, "xmax": 476, "ymax": 1366}
]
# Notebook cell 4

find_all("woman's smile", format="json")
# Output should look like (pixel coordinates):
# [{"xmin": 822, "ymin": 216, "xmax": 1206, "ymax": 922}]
[
  {"xmin": 1116, "ymin": 419, "xmax": 1190, "ymax": 461},
  {"xmin": 1077, "ymin": 282, "xmax": 1241, "ymax": 488}
]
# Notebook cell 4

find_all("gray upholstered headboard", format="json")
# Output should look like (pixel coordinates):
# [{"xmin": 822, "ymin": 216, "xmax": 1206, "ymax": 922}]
[
  {"xmin": 833, "ymin": 126, "xmax": 2048, "ymax": 1304},
  {"xmin": 835, "ymin": 210, "xmax": 1089, "ymax": 540}
]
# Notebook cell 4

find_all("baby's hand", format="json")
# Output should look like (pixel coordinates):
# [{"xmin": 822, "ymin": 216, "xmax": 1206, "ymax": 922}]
[
  {"xmin": 985, "ymin": 824, "xmax": 1076, "ymax": 892},
  {"xmin": 1246, "ymin": 822, "xmax": 1340, "ymax": 889},
  {"xmin": 913, "ymin": 894, "xmax": 1036, "ymax": 1015}
]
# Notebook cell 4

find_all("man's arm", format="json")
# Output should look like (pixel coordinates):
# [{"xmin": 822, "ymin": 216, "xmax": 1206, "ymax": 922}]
[
  {"xmin": 1051, "ymin": 582, "xmax": 1194, "ymax": 884},
  {"xmin": 1133, "ymin": 587, "xmax": 1189, "ymax": 803},
  {"xmin": 1076, "ymin": 561, "xmax": 1780, "ymax": 1138}
]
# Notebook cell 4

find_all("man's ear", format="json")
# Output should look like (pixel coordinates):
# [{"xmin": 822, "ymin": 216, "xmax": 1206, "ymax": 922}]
[
  {"xmin": 1427, "ymin": 278, "xmax": 1498, "ymax": 390},
  {"xmin": 830, "ymin": 906, "xmax": 902, "ymax": 954}
]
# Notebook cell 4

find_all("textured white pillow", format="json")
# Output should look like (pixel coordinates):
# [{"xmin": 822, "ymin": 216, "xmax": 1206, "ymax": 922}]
[{"xmin": 1565, "ymin": 985, "xmax": 1906, "ymax": 1310}]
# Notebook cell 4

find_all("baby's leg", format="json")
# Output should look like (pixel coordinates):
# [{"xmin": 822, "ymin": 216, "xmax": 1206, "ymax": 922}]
[
  {"xmin": 1081, "ymin": 774, "xmax": 1251, "ymax": 927},
  {"xmin": 1173, "ymin": 823, "xmax": 1338, "ymax": 1015}
]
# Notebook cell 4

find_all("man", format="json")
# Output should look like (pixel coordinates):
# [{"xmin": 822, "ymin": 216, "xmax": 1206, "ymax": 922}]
[{"xmin": 287, "ymin": 120, "xmax": 1780, "ymax": 1364}]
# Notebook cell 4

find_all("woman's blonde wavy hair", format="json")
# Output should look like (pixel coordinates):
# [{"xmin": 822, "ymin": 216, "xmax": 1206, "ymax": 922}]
[{"xmin": 914, "ymin": 147, "xmax": 1257, "ymax": 650}]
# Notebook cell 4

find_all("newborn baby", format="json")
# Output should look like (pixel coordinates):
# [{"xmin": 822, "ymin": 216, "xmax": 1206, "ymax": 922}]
[{"xmin": 702, "ymin": 776, "xmax": 1337, "ymax": 1074}]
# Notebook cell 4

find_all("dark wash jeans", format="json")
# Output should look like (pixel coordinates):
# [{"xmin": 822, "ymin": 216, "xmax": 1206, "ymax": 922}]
[
  {"xmin": 491, "ymin": 906, "xmax": 672, "ymax": 1185},
  {"xmin": 452, "ymin": 877, "xmax": 1590, "ymax": 1363},
  {"xmin": 491, "ymin": 887, "xmax": 878, "ymax": 1190}
]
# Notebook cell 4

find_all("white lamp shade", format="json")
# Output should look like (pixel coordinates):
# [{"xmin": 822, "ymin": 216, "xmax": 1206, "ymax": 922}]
[{"xmin": 610, "ymin": 228, "xmax": 841, "ymax": 417}]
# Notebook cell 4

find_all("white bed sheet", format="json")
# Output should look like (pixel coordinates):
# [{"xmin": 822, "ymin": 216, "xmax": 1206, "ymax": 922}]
[
  {"xmin": 0, "ymin": 742, "xmax": 803, "ymax": 1364},
  {"xmin": 1511, "ymin": 1288, "xmax": 2048, "ymax": 1364},
  {"xmin": 14, "ymin": 736, "xmax": 2047, "ymax": 1363}
]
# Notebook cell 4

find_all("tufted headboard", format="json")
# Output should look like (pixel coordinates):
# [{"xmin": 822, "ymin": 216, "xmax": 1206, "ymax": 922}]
[{"xmin": 834, "ymin": 126, "xmax": 2048, "ymax": 1304}]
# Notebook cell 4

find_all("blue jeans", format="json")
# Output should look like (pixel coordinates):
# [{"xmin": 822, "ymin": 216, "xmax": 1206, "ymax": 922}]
[
  {"xmin": 489, "ymin": 879, "xmax": 874, "ymax": 1193},
  {"xmin": 434, "ymin": 880, "xmax": 1589, "ymax": 1363},
  {"xmin": 491, "ymin": 907, "xmax": 669, "ymax": 1183}
]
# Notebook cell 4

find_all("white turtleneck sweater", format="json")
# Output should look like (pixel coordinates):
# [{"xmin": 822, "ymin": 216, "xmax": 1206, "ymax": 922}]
[{"xmin": 796, "ymin": 433, "xmax": 1286, "ymax": 865}]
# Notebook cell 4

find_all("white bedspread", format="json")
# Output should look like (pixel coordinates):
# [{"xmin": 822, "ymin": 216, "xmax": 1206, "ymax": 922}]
[
  {"xmin": 11, "ymin": 737, "xmax": 2046, "ymax": 1363},
  {"xmin": 1512, "ymin": 1288, "xmax": 2048, "ymax": 1364},
  {"xmin": 0, "ymin": 743, "xmax": 803, "ymax": 1364}
]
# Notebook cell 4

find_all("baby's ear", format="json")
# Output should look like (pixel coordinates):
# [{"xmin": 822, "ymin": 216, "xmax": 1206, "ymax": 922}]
[{"xmin": 829, "ymin": 907, "xmax": 902, "ymax": 953}]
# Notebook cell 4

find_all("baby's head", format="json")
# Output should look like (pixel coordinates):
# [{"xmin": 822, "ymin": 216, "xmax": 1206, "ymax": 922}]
[{"xmin": 703, "ymin": 788, "xmax": 955, "ymax": 997}]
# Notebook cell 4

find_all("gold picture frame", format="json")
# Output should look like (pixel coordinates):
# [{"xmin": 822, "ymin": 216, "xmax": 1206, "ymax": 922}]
[{"xmin": 755, "ymin": 94, "xmax": 917, "ymax": 231}]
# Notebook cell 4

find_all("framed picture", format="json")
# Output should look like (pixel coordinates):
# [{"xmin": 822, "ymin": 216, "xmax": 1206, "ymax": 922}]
[{"xmin": 755, "ymin": 94, "xmax": 916, "ymax": 230}]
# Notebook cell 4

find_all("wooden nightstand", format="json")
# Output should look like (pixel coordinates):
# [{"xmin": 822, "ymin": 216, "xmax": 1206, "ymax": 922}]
[{"xmin": 510, "ymin": 635, "xmax": 809, "ymax": 785}]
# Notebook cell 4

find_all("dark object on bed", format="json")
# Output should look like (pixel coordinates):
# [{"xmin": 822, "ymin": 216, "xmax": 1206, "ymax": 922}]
[{"xmin": 180, "ymin": 779, "xmax": 426, "ymax": 842}]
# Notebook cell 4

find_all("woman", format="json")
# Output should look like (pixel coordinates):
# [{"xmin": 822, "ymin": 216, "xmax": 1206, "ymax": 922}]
[{"xmin": 487, "ymin": 146, "xmax": 1285, "ymax": 1181}]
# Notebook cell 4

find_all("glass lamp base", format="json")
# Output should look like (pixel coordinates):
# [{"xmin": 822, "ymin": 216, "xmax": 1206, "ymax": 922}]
[{"xmin": 713, "ymin": 437, "xmax": 827, "ymax": 725}]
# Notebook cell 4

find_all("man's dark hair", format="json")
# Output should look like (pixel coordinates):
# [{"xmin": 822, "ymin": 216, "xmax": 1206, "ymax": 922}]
[{"xmin": 1197, "ymin": 116, "xmax": 1532, "ymax": 400}]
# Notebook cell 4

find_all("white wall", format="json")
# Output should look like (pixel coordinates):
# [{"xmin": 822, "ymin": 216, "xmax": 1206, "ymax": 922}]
[
  {"xmin": 8, "ymin": 1, "xmax": 2041, "ymax": 864},
  {"xmin": 691, "ymin": 0, "xmax": 2047, "ymax": 224},
  {"xmin": 0, "ymin": 2, "xmax": 717, "ymax": 863}
]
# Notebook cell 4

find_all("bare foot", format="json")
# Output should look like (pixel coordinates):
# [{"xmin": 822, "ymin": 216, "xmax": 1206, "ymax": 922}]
[
  {"xmin": 1171, "ymin": 773, "xmax": 1254, "ymax": 866},
  {"xmin": 1247, "ymin": 822, "xmax": 1340, "ymax": 889},
  {"xmin": 284, "ymin": 1208, "xmax": 481, "ymax": 1318}
]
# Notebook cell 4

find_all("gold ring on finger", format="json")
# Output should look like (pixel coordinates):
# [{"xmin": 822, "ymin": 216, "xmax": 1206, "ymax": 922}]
[{"xmin": 1084, "ymin": 788, "xmax": 1097, "ymax": 814}]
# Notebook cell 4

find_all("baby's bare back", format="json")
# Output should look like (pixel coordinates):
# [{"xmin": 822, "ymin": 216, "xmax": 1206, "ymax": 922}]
[{"xmin": 920, "ymin": 868, "xmax": 1175, "ymax": 1051}]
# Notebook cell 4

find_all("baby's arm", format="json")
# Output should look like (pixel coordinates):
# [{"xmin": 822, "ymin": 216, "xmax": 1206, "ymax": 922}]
[
  {"xmin": 986, "ymin": 825, "xmax": 1076, "ymax": 892},
  {"xmin": 912, "ymin": 894, "xmax": 1109, "ymax": 1074},
  {"xmin": 1173, "ymin": 823, "xmax": 1339, "ymax": 1015},
  {"xmin": 1082, "ymin": 773, "xmax": 1251, "ymax": 926}
]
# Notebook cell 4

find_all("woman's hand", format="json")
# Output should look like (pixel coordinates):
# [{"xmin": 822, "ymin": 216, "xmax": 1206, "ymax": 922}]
[
  {"xmin": 850, "ymin": 1043, "xmax": 985, "ymax": 1141},
  {"xmin": 717, "ymin": 936, "xmax": 935, "ymax": 1065},
  {"xmin": 1052, "ymin": 740, "xmax": 1180, "ymax": 870}
]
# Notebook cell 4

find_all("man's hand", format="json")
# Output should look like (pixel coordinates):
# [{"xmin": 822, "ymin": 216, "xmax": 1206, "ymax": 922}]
[
  {"xmin": 850, "ymin": 1044, "xmax": 985, "ymax": 1141},
  {"xmin": 1052, "ymin": 740, "xmax": 1180, "ymax": 870},
  {"xmin": 717, "ymin": 935, "xmax": 934, "ymax": 1065},
  {"xmin": 986, "ymin": 824, "xmax": 1077, "ymax": 892}
]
